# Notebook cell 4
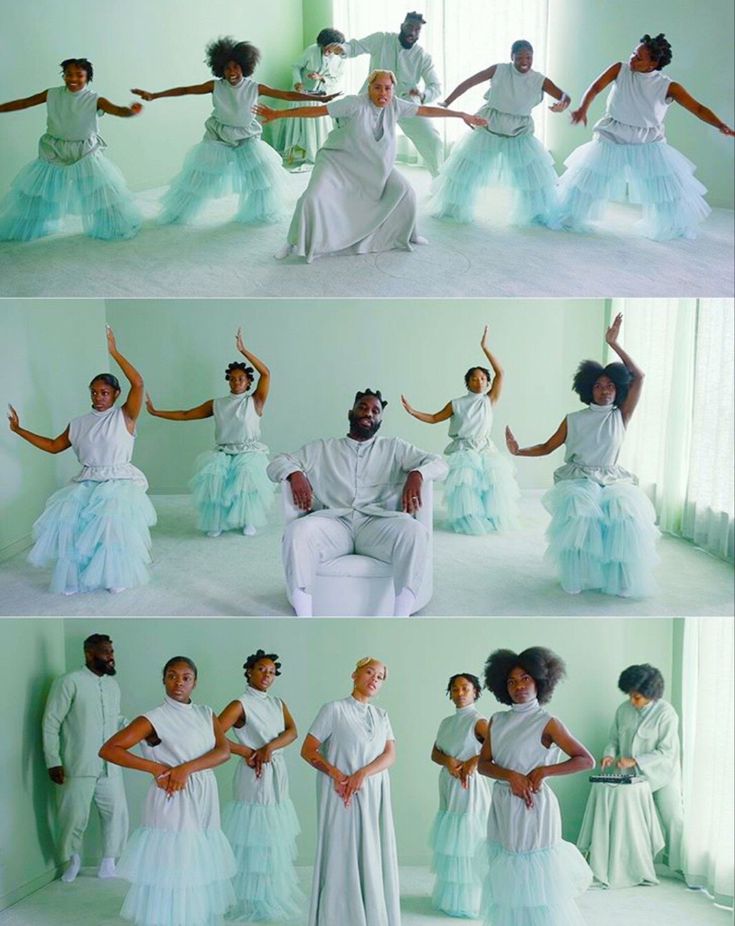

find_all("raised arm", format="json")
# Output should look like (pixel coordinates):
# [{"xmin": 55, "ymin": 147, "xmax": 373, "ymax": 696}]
[
  {"xmin": 505, "ymin": 419, "xmax": 567, "ymax": 457},
  {"xmin": 235, "ymin": 327, "xmax": 270, "ymax": 412},
  {"xmin": 258, "ymin": 84, "xmax": 340, "ymax": 103},
  {"xmin": 0, "ymin": 90, "xmax": 48, "ymax": 113},
  {"xmin": 416, "ymin": 104, "xmax": 487, "ymax": 128},
  {"xmin": 442, "ymin": 66, "xmax": 496, "ymax": 107},
  {"xmin": 668, "ymin": 82, "xmax": 734, "ymax": 135},
  {"xmin": 254, "ymin": 103, "xmax": 329, "ymax": 123},
  {"xmin": 526, "ymin": 717, "xmax": 594, "ymax": 792},
  {"xmin": 217, "ymin": 699, "xmax": 253, "ymax": 760},
  {"xmin": 570, "ymin": 62, "xmax": 621, "ymax": 125},
  {"xmin": 106, "ymin": 326, "xmax": 144, "ymax": 426},
  {"xmin": 97, "ymin": 97, "xmax": 143, "ymax": 118},
  {"xmin": 605, "ymin": 312, "xmax": 644, "ymax": 425},
  {"xmin": 145, "ymin": 394, "xmax": 214, "ymax": 421},
  {"xmin": 131, "ymin": 81, "xmax": 215, "ymax": 102},
  {"xmin": 401, "ymin": 395, "xmax": 453, "ymax": 424},
  {"xmin": 542, "ymin": 77, "xmax": 571, "ymax": 113},
  {"xmin": 8, "ymin": 405, "xmax": 71, "ymax": 454},
  {"xmin": 481, "ymin": 326, "xmax": 505, "ymax": 403}
]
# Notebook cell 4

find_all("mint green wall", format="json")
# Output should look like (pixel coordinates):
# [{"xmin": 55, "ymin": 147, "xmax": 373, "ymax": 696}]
[
  {"xmin": 0, "ymin": 620, "xmax": 66, "ymax": 911},
  {"xmin": 104, "ymin": 298, "xmax": 604, "ymax": 494},
  {"xmin": 302, "ymin": 1, "xmax": 335, "ymax": 50},
  {"xmin": 0, "ymin": 0, "xmax": 303, "ymax": 193},
  {"xmin": 0, "ymin": 301, "xmax": 107, "ymax": 560},
  {"xmin": 547, "ymin": 0, "xmax": 734, "ymax": 207},
  {"xmin": 50, "ymin": 616, "xmax": 674, "ymax": 866}
]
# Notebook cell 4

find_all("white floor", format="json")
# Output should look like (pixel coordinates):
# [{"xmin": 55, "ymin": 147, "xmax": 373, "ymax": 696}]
[
  {"xmin": 1, "ymin": 490, "xmax": 731, "ymax": 617},
  {"xmin": 0, "ymin": 167, "xmax": 732, "ymax": 299},
  {"xmin": 0, "ymin": 865, "xmax": 727, "ymax": 925}
]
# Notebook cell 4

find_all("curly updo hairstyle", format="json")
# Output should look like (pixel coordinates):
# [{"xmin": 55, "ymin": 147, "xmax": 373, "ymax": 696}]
[
  {"xmin": 464, "ymin": 366, "xmax": 492, "ymax": 388},
  {"xmin": 317, "ymin": 28, "xmax": 346, "ymax": 48},
  {"xmin": 61, "ymin": 58, "xmax": 94, "ymax": 82},
  {"xmin": 206, "ymin": 37, "xmax": 261, "ymax": 78},
  {"xmin": 617, "ymin": 663, "xmax": 664, "ymax": 700},
  {"xmin": 446, "ymin": 672, "xmax": 482, "ymax": 700},
  {"xmin": 572, "ymin": 360, "xmax": 632, "ymax": 406},
  {"xmin": 484, "ymin": 647, "xmax": 566, "ymax": 705},
  {"xmin": 243, "ymin": 649, "xmax": 282, "ymax": 677},
  {"xmin": 353, "ymin": 388, "xmax": 388, "ymax": 409},
  {"xmin": 640, "ymin": 33, "xmax": 672, "ymax": 70},
  {"xmin": 225, "ymin": 361, "xmax": 254, "ymax": 386}
]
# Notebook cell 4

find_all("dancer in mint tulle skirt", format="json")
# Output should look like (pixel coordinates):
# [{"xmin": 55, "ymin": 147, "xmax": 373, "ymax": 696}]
[
  {"xmin": 132, "ymin": 37, "xmax": 337, "ymax": 225},
  {"xmin": 506, "ymin": 313, "xmax": 659, "ymax": 597},
  {"xmin": 101, "ymin": 656, "xmax": 236, "ymax": 926},
  {"xmin": 429, "ymin": 672, "xmax": 491, "ymax": 918},
  {"xmin": 558, "ymin": 33, "xmax": 734, "ymax": 240},
  {"xmin": 479, "ymin": 647, "xmax": 594, "ymax": 926},
  {"xmin": 9, "ymin": 326, "xmax": 156, "ymax": 594},
  {"xmin": 0, "ymin": 58, "xmax": 142, "ymax": 241},
  {"xmin": 218, "ymin": 650, "xmax": 304, "ymax": 921},
  {"xmin": 402, "ymin": 326, "xmax": 519, "ymax": 534},
  {"xmin": 431, "ymin": 40, "xmax": 571, "ymax": 226},
  {"xmin": 146, "ymin": 327, "xmax": 273, "ymax": 537}
]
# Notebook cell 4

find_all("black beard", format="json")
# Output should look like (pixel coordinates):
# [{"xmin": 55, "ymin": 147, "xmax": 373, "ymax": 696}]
[
  {"xmin": 398, "ymin": 32, "xmax": 416, "ymax": 49},
  {"xmin": 348, "ymin": 411, "xmax": 382, "ymax": 440},
  {"xmin": 91, "ymin": 658, "xmax": 116, "ymax": 676}
]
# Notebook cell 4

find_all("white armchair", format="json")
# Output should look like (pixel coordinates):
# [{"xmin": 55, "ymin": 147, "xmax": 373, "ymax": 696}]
[{"xmin": 280, "ymin": 482, "xmax": 435, "ymax": 616}]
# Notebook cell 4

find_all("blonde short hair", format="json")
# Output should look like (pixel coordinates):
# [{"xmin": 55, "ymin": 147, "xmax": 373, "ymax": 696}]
[
  {"xmin": 354, "ymin": 656, "xmax": 388, "ymax": 679},
  {"xmin": 367, "ymin": 69, "xmax": 396, "ymax": 87}
]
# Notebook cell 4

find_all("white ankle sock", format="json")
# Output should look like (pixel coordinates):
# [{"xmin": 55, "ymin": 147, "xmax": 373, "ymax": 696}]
[
  {"xmin": 61, "ymin": 854, "xmax": 81, "ymax": 883},
  {"xmin": 292, "ymin": 588, "xmax": 313, "ymax": 617},
  {"xmin": 97, "ymin": 857, "xmax": 116, "ymax": 879},
  {"xmin": 393, "ymin": 588, "xmax": 417, "ymax": 617}
]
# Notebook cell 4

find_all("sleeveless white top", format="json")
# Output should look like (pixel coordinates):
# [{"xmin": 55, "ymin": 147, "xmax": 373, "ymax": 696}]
[
  {"xmin": 40, "ymin": 86, "xmax": 105, "ymax": 164},
  {"xmin": 213, "ymin": 393, "xmax": 267, "ymax": 454},
  {"xmin": 69, "ymin": 407, "xmax": 147, "ymax": 485},
  {"xmin": 490, "ymin": 699, "xmax": 558, "ymax": 774},
  {"xmin": 553, "ymin": 404, "xmax": 636, "ymax": 486},
  {"xmin": 231, "ymin": 687, "xmax": 285, "ymax": 750},
  {"xmin": 142, "ymin": 696, "xmax": 215, "ymax": 767},
  {"xmin": 445, "ymin": 392, "xmax": 495, "ymax": 453},
  {"xmin": 205, "ymin": 77, "xmax": 261, "ymax": 145},
  {"xmin": 480, "ymin": 63, "xmax": 545, "ymax": 137},
  {"xmin": 435, "ymin": 704, "xmax": 484, "ymax": 761},
  {"xmin": 594, "ymin": 64, "xmax": 672, "ymax": 144}
]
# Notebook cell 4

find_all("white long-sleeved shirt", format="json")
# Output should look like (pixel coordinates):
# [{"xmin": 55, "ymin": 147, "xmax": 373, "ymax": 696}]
[
  {"xmin": 342, "ymin": 32, "xmax": 441, "ymax": 104},
  {"xmin": 603, "ymin": 699, "xmax": 681, "ymax": 793},
  {"xmin": 42, "ymin": 667, "xmax": 124, "ymax": 777},
  {"xmin": 267, "ymin": 435, "xmax": 447, "ymax": 518}
]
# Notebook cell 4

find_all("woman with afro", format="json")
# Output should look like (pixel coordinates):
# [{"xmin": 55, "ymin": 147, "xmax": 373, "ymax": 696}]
[
  {"xmin": 145, "ymin": 327, "xmax": 273, "ymax": 537},
  {"xmin": 505, "ymin": 312, "xmax": 659, "ymax": 597},
  {"xmin": 131, "ymin": 37, "xmax": 338, "ymax": 224},
  {"xmin": 479, "ymin": 647, "xmax": 593, "ymax": 926}
]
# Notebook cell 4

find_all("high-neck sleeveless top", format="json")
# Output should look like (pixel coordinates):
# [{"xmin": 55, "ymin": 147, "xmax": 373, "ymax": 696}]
[
  {"xmin": 69, "ymin": 407, "xmax": 147, "ymax": 485},
  {"xmin": 595, "ymin": 64, "xmax": 672, "ymax": 144},
  {"xmin": 213, "ymin": 393, "xmax": 267, "ymax": 454}
]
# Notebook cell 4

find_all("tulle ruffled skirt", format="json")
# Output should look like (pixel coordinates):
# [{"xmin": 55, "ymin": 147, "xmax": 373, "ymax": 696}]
[
  {"xmin": 0, "ymin": 148, "xmax": 141, "ymax": 241},
  {"xmin": 542, "ymin": 479, "xmax": 659, "ymax": 597},
  {"xmin": 444, "ymin": 448, "xmax": 520, "ymax": 534},
  {"xmin": 221, "ymin": 798, "xmax": 303, "ymax": 921},
  {"xmin": 118, "ymin": 827, "xmax": 236, "ymax": 926},
  {"xmin": 28, "ymin": 479, "xmax": 157, "ymax": 593},
  {"xmin": 431, "ymin": 124, "xmax": 559, "ymax": 226},
  {"xmin": 188, "ymin": 451, "xmax": 273, "ymax": 535},
  {"xmin": 429, "ymin": 808, "xmax": 488, "ymax": 917},
  {"xmin": 556, "ymin": 136, "xmax": 710, "ymax": 240},
  {"xmin": 159, "ymin": 136, "xmax": 287, "ymax": 225},
  {"xmin": 481, "ymin": 839, "xmax": 592, "ymax": 926}
]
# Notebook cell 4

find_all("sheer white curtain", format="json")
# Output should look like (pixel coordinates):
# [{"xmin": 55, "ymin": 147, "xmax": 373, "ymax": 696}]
[
  {"xmin": 614, "ymin": 298, "xmax": 734, "ymax": 562},
  {"xmin": 330, "ymin": 0, "xmax": 549, "ymax": 163},
  {"xmin": 681, "ymin": 618, "xmax": 734, "ymax": 907}
]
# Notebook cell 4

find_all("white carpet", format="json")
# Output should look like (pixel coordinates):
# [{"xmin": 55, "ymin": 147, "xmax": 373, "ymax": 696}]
[
  {"xmin": 0, "ymin": 865, "xmax": 727, "ymax": 925},
  {"xmin": 0, "ymin": 491, "xmax": 731, "ymax": 617},
  {"xmin": 0, "ymin": 168, "xmax": 732, "ymax": 298}
]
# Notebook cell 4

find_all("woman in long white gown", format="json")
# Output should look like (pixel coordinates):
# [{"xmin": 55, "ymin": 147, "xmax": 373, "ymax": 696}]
[
  {"xmin": 301, "ymin": 657, "xmax": 399, "ymax": 926},
  {"xmin": 256, "ymin": 70, "xmax": 486, "ymax": 262}
]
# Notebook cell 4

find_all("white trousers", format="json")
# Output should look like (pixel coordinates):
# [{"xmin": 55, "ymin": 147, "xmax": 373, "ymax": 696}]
[
  {"xmin": 55, "ymin": 773, "xmax": 129, "ymax": 860},
  {"xmin": 283, "ymin": 513, "xmax": 428, "ymax": 597},
  {"xmin": 398, "ymin": 116, "xmax": 444, "ymax": 176}
]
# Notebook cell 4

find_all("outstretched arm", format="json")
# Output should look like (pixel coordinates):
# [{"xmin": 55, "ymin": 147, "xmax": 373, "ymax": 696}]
[
  {"xmin": 97, "ymin": 97, "xmax": 143, "ymax": 118},
  {"xmin": 8, "ymin": 405, "xmax": 71, "ymax": 453},
  {"xmin": 131, "ymin": 81, "xmax": 214, "ymax": 102},
  {"xmin": 505, "ymin": 419, "xmax": 567, "ymax": 457},
  {"xmin": 481, "ymin": 326, "xmax": 505, "ymax": 403},
  {"xmin": 254, "ymin": 103, "xmax": 329, "ymax": 123},
  {"xmin": 145, "ymin": 394, "xmax": 214, "ymax": 420},
  {"xmin": 416, "ymin": 104, "xmax": 487, "ymax": 128},
  {"xmin": 106, "ymin": 326, "xmax": 144, "ymax": 426},
  {"xmin": 258, "ymin": 84, "xmax": 340, "ymax": 103},
  {"xmin": 668, "ymin": 83, "xmax": 734, "ymax": 135},
  {"xmin": 442, "ymin": 66, "xmax": 496, "ymax": 107},
  {"xmin": 235, "ymin": 327, "xmax": 270, "ymax": 412},
  {"xmin": 605, "ymin": 312, "xmax": 644, "ymax": 425},
  {"xmin": 542, "ymin": 77, "xmax": 571, "ymax": 113},
  {"xmin": 401, "ymin": 395, "xmax": 452, "ymax": 424},
  {"xmin": 0, "ymin": 90, "xmax": 48, "ymax": 113},
  {"xmin": 570, "ymin": 62, "xmax": 621, "ymax": 125}
]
